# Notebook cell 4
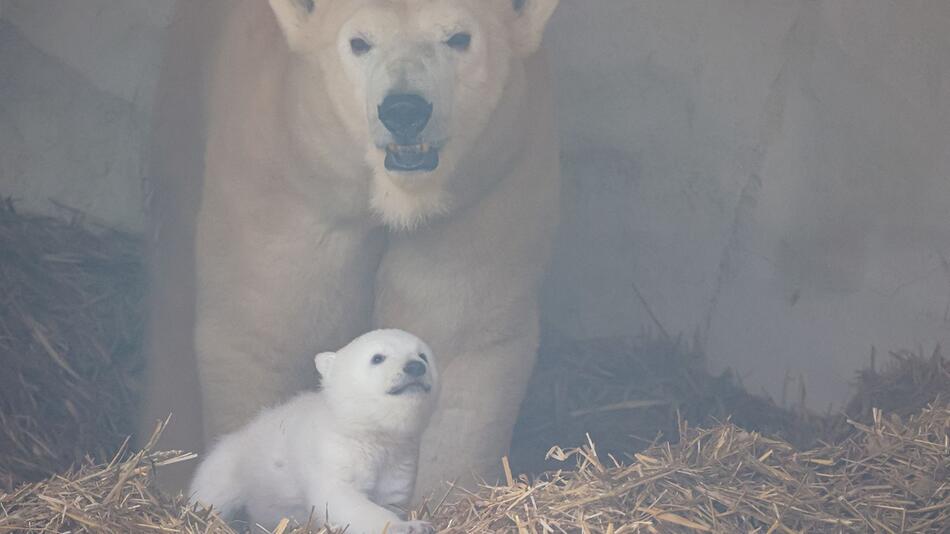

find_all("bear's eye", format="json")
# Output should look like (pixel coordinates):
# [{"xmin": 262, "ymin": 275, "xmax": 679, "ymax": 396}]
[
  {"xmin": 446, "ymin": 32, "xmax": 472, "ymax": 51},
  {"xmin": 370, "ymin": 354, "xmax": 386, "ymax": 365},
  {"xmin": 418, "ymin": 353, "xmax": 429, "ymax": 363},
  {"xmin": 350, "ymin": 37, "xmax": 373, "ymax": 56}
]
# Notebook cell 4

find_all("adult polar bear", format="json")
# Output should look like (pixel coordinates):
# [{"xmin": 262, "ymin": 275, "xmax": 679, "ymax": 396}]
[{"xmin": 141, "ymin": 0, "xmax": 560, "ymax": 498}]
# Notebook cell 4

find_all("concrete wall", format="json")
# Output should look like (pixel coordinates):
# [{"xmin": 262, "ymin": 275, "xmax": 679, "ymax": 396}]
[
  {"xmin": 542, "ymin": 0, "xmax": 950, "ymax": 409},
  {"xmin": 1, "ymin": 0, "xmax": 948, "ymax": 409},
  {"xmin": 0, "ymin": 0, "xmax": 173, "ymax": 230}
]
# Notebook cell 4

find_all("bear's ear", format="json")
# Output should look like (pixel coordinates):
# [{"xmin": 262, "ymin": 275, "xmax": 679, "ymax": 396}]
[
  {"xmin": 269, "ymin": 0, "xmax": 317, "ymax": 52},
  {"xmin": 314, "ymin": 351, "xmax": 336, "ymax": 379},
  {"xmin": 510, "ymin": 0, "xmax": 559, "ymax": 57}
]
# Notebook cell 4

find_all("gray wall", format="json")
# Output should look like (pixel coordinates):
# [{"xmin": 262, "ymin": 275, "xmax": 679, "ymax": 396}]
[
  {"xmin": 2, "ymin": 0, "xmax": 948, "ymax": 409},
  {"xmin": 0, "ymin": 0, "xmax": 173, "ymax": 230},
  {"xmin": 542, "ymin": 0, "xmax": 950, "ymax": 409}
]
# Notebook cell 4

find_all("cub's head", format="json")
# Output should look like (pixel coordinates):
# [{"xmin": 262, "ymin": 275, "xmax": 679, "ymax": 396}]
[
  {"xmin": 315, "ymin": 329, "xmax": 439, "ymax": 437},
  {"xmin": 268, "ymin": 0, "xmax": 559, "ymax": 228}
]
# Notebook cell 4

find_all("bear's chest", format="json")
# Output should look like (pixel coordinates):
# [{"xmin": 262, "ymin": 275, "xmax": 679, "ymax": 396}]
[{"xmin": 333, "ymin": 439, "xmax": 416, "ymax": 507}]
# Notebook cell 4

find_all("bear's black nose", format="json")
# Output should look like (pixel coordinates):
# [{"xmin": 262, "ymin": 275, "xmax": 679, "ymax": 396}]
[
  {"xmin": 378, "ymin": 93, "xmax": 433, "ymax": 141},
  {"xmin": 403, "ymin": 360, "xmax": 427, "ymax": 378}
]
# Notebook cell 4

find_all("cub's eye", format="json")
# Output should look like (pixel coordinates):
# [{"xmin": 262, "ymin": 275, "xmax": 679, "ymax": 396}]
[
  {"xmin": 418, "ymin": 353, "xmax": 429, "ymax": 363},
  {"xmin": 446, "ymin": 32, "xmax": 471, "ymax": 51},
  {"xmin": 350, "ymin": 37, "xmax": 373, "ymax": 56},
  {"xmin": 370, "ymin": 354, "xmax": 386, "ymax": 365}
]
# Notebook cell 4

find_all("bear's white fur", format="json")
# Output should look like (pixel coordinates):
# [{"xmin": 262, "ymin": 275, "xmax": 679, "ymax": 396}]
[
  {"xmin": 141, "ymin": 0, "xmax": 560, "ymax": 497},
  {"xmin": 189, "ymin": 329, "xmax": 439, "ymax": 534}
]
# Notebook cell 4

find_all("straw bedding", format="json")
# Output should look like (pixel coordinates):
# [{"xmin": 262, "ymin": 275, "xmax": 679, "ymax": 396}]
[
  {"xmin": 433, "ymin": 403, "xmax": 950, "ymax": 533},
  {"xmin": 508, "ymin": 331, "xmax": 850, "ymax": 476},
  {"xmin": 0, "ymin": 203, "xmax": 144, "ymax": 492},
  {"xmin": 1, "ymin": 206, "xmax": 948, "ymax": 533},
  {"xmin": 0, "ymin": 420, "xmax": 232, "ymax": 534},
  {"xmin": 2, "ymin": 402, "xmax": 947, "ymax": 533}
]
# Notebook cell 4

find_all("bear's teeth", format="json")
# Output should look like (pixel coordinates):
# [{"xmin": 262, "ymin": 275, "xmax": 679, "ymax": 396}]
[{"xmin": 387, "ymin": 143, "xmax": 430, "ymax": 154}]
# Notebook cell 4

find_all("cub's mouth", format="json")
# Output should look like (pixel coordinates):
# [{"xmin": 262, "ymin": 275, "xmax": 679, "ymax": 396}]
[
  {"xmin": 387, "ymin": 381, "xmax": 432, "ymax": 396},
  {"xmin": 385, "ymin": 143, "xmax": 439, "ymax": 172}
]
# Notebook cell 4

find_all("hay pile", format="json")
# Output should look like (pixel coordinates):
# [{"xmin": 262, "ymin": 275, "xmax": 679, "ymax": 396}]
[
  {"xmin": 0, "ymin": 202, "xmax": 145, "ymax": 491},
  {"xmin": 847, "ymin": 347, "xmax": 950, "ymax": 422},
  {"xmin": 0, "ymin": 420, "xmax": 234, "ymax": 534},
  {"xmin": 434, "ymin": 403, "xmax": 950, "ymax": 533},
  {"xmin": 510, "ymin": 331, "xmax": 849, "ymax": 475},
  {"xmin": 511, "ymin": 330, "xmax": 949, "ymax": 476},
  {"xmin": 2, "ymin": 404, "xmax": 947, "ymax": 533}
]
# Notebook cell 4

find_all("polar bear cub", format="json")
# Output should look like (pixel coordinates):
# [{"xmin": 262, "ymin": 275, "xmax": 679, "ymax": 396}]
[{"xmin": 188, "ymin": 329, "xmax": 439, "ymax": 533}]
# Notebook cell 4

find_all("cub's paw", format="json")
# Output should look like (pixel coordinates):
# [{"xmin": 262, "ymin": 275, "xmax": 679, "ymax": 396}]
[{"xmin": 387, "ymin": 520, "xmax": 435, "ymax": 534}]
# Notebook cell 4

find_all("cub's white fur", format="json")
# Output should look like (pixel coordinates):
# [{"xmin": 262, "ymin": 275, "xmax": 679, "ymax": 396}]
[{"xmin": 188, "ymin": 329, "xmax": 439, "ymax": 534}]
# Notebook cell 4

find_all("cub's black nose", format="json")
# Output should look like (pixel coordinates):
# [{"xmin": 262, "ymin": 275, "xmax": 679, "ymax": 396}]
[
  {"xmin": 403, "ymin": 360, "xmax": 427, "ymax": 378},
  {"xmin": 378, "ymin": 93, "xmax": 433, "ymax": 141}
]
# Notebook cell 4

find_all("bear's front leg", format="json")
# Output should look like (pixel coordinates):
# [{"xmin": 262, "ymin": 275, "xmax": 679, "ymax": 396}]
[
  {"xmin": 410, "ymin": 327, "xmax": 539, "ymax": 500},
  {"xmin": 194, "ymin": 320, "xmax": 312, "ymax": 442},
  {"xmin": 192, "ymin": 205, "xmax": 383, "ymax": 444}
]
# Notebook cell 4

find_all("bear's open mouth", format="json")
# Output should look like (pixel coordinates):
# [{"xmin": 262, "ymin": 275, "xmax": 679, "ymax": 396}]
[
  {"xmin": 387, "ymin": 381, "xmax": 432, "ymax": 395},
  {"xmin": 385, "ymin": 143, "xmax": 439, "ymax": 172}
]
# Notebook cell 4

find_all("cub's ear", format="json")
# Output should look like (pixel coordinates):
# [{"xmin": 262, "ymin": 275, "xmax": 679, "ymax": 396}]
[
  {"xmin": 314, "ymin": 351, "xmax": 336, "ymax": 379},
  {"xmin": 269, "ymin": 0, "xmax": 317, "ymax": 51},
  {"xmin": 510, "ymin": 0, "xmax": 559, "ymax": 57}
]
